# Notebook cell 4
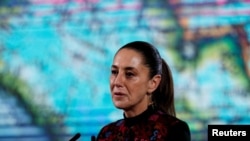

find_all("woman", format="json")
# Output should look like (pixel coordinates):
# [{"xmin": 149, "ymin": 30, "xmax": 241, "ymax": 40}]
[{"xmin": 96, "ymin": 41, "xmax": 191, "ymax": 141}]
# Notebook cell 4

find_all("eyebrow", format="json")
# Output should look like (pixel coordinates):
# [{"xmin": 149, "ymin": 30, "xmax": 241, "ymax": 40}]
[{"xmin": 111, "ymin": 65, "xmax": 135, "ymax": 71}]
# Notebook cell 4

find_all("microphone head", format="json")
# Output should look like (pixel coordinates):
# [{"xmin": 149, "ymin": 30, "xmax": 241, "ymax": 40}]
[
  {"xmin": 69, "ymin": 133, "xmax": 81, "ymax": 141},
  {"xmin": 91, "ymin": 135, "xmax": 96, "ymax": 141}
]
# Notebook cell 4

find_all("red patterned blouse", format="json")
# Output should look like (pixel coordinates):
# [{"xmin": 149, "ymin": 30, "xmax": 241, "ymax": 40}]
[{"xmin": 96, "ymin": 105, "xmax": 191, "ymax": 141}]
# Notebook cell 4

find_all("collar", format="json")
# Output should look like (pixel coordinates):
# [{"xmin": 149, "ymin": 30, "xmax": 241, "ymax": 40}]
[{"xmin": 123, "ymin": 105, "xmax": 155, "ymax": 127}]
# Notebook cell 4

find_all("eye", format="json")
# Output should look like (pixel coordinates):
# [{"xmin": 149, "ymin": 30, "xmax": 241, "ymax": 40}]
[
  {"xmin": 111, "ymin": 69, "xmax": 118, "ymax": 75},
  {"xmin": 125, "ymin": 72, "xmax": 134, "ymax": 77}
]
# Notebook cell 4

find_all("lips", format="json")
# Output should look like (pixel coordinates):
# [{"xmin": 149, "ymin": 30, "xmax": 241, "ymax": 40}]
[
  {"xmin": 113, "ymin": 92, "xmax": 126, "ymax": 98},
  {"xmin": 113, "ymin": 92, "xmax": 125, "ymax": 95}
]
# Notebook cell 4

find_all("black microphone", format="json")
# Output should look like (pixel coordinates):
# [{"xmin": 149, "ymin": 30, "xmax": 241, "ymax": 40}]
[
  {"xmin": 69, "ymin": 133, "xmax": 81, "ymax": 141},
  {"xmin": 91, "ymin": 135, "xmax": 96, "ymax": 141}
]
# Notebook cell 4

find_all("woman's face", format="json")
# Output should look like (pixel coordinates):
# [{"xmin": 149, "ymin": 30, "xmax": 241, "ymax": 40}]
[{"xmin": 110, "ymin": 48, "xmax": 159, "ymax": 115}]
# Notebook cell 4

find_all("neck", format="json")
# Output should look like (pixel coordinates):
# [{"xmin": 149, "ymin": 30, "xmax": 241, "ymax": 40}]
[
  {"xmin": 123, "ymin": 95, "xmax": 152, "ymax": 118},
  {"xmin": 124, "ymin": 104, "xmax": 148, "ymax": 118}
]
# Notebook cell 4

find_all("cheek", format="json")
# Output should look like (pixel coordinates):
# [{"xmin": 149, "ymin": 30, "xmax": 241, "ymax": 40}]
[
  {"xmin": 109, "ymin": 78, "xmax": 113, "ymax": 88},
  {"xmin": 127, "ymin": 82, "xmax": 144, "ymax": 94},
  {"xmin": 109, "ymin": 76, "xmax": 117, "ymax": 91},
  {"xmin": 109, "ymin": 75, "xmax": 114, "ymax": 82}
]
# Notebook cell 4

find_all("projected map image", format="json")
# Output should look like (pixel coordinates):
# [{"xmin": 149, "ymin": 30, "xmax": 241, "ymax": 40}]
[{"xmin": 0, "ymin": 0, "xmax": 249, "ymax": 141}]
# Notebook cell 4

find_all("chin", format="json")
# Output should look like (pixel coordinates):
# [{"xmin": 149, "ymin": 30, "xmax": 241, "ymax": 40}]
[
  {"xmin": 113, "ymin": 101, "xmax": 127, "ymax": 110},
  {"xmin": 114, "ymin": 104, "xmax": 125, "ymax": 109},
  {"xmin": 114, "ymin": 105, "xmax": 124, "ymax": 110}
]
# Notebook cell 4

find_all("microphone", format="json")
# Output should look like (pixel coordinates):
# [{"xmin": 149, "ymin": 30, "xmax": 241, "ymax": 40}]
[
  {"xmin": 69, "ymin": 133, "xmax": 81, "ymax": 141},
  {"xmin": 91, "ymin": 135, "xmax": 96, "ymax": 141}
]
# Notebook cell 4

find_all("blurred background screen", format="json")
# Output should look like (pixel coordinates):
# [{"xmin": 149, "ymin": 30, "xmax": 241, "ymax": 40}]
[{"xmin": 0, "ymin": 0, "xmax": 250, "ymax": 141}]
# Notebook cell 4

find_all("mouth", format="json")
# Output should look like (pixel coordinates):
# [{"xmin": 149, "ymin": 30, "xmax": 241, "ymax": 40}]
[{"xmin": 113, "ymin": 92, "xmax": 126, "ymax": 98}]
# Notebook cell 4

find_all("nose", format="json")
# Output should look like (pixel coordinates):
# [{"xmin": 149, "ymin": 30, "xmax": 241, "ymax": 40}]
[{"xmin": 112, "ymin": 72, "xmax": 123, "ymax": 87}]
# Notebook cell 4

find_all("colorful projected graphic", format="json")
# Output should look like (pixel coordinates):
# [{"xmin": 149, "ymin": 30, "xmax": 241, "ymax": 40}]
[{"xmin": 0, "ymin": 0, "xmax": 249, "ymax": 141}]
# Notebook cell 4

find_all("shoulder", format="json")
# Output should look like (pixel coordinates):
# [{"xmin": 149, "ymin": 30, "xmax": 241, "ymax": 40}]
[
  {"xmin": 96, "ymin": 119, "xmax": 124, "ymax": 138},
  {"xmin": 151, "ymin": 111, "xmax": 191, "ymax": 141},
  {"xmin": 100, "ymin": 119, "xmax": 124, "ymax": 130},
  {"xmin": 167, "ymin": 119, "xmax": 191, "ymax": 141},
  {"xmin": 150, "ymin": 111, "xmax": 185, "ymax": 126},
  {"xmin": 165, "ymin": 115, "xmax": 191, "ymax": 141}
]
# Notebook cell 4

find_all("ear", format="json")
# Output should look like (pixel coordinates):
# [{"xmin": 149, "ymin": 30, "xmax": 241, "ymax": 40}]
[{"xmin": 147, "ymin": 74, "xmax": 161, "ymax": 94}]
